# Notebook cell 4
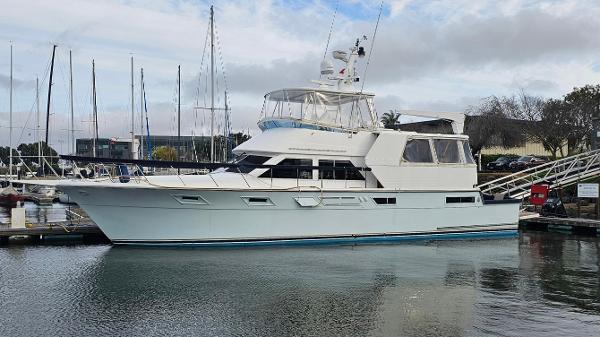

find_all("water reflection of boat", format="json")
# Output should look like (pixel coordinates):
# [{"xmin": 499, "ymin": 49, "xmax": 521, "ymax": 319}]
[{"xmin": 76, "ymin": 245, "xmax": 476, "ymax": 336}]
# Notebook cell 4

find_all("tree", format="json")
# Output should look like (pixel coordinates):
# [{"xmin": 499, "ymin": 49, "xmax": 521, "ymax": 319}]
[
  {"xmin": 0, "ymin": 142, "xmax": 58, "ymax": 166},
  {"xmin": 536, "ymin": 99, "xmax": 570, "ymax": 159},
  {"xmin": 380, "ymin": 110, "xmax": 400, "ymax": 129},
  {"xmin": 564, "ymin": 84, "xmax": 600, "ymax": 152},
  {"xmin": 507, "ymin": 92, "xmax": 570, "ymax": 159},
  {"xmin": 152, "ymin": 146, "xmax": 177, "ymax": 161},
  {"xmin": 464, "ymin": 96, "xmax": 524, "ymax": 156}
]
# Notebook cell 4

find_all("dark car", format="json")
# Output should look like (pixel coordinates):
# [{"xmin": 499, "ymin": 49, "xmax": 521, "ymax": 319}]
[
  {"xmin": 509, "ymin": 155, "xmax": 547, "ymax": 171},
  {"xmin": 486, "ymin": 156, "xmax": 518, "ymax": 171}
]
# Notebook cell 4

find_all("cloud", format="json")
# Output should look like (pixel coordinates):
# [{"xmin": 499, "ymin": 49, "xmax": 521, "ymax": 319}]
[
  {"xmin": 365, "ymin": 7, "xmax": 600, "ymax": 84},
  {"xmin": 509, "ymin": 78, "xmax": 559, "ymax": 93},
  {"xmin": 0, "ymin": 74, "xmax": 36, "ymax": 89}
]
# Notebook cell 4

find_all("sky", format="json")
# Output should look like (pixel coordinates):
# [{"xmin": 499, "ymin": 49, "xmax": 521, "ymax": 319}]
[{"xmin": 1, "ymin": 0, "xmax": 600, "ymax": 153}]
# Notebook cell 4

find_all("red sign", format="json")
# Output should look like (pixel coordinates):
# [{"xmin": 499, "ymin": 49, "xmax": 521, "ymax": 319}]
[{"xmin": 530, "ymin": 184, "xmax": 549, "ymax": 206}]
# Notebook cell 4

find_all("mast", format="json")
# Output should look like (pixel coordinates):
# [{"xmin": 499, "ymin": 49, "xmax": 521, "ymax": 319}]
[
  {"xmin": 140, "ymin": 68, "xmax": 152, "ymax": 159},
  {"xmin": 69, "ymin": 50, "xmax": 75, "ymax": 154},
  {"xmin": 130, "ymin": 56, "xmax": 135, "ymax": 159},
  {"xmin": 224, "ymin": 90, "xmax": 228, "ymax": 162},
  {"xmin": 140, "ymin": 68, "xmax": 144, "ymax": 159},
  {"xmin": 36, "ymin": 77, "xmax": 41, "ymax": 169},
  {"xmin": 9, "ymin": 43, "xmax": 13, "ymax": 180},
  {"xmin": 210, "ymin": 5, "xmax": 215, "ymax": 163},
  {"xmin": 92, "ymin": 59, "xmax": 98, "ymax": 158},
  {"xmin": 45, "ymin": 45, "xmax": 57, "ymax": 145},
  {"xmin": 177, "ymin": 65, "xmax": 181, "ymax": 171}
]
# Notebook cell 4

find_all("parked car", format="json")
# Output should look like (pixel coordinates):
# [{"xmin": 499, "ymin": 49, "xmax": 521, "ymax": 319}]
[
  {"xmin": 486, "ymin": 156, "xmax": 518, "ymax": 171},
  {"xmin": 509, "ymin": 155, "xmax": 547, "ymax": 171}
]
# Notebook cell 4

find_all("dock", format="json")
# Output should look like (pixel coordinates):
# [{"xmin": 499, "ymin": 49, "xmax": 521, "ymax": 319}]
[
  {"xmin": 0, "ymin": 222, "xmax": 108, "ymax": 244},
  {"xmin": 519, "ymin": 216, "xmax": 600, "ymax": 236}
]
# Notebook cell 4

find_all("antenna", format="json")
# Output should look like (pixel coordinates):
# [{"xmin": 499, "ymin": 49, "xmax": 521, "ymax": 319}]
[
  {"xmin": 359, "ymin": 1, "xmax": 383, "ymax": 94},
  {"xmin": 320, "ymin": 1, "xmax": 339, "ymax": 78}
]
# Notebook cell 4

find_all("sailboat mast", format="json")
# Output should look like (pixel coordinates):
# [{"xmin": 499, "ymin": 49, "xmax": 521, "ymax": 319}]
[
  {"xmin": 130, "ymin": 57, "xmax": 135, "ymax": 159},
  {"xmin": 224, "ymin": 90, "xmax": 228, "ymax": 162},
  {"xmin": 92, "ymin": 60, "xmax": 98, "ymax": 158},
  {"xmin": 69, "ymin": 50, "xmax": 75, "ymax": 154},
  {"xmin": 36, "ymin": 77, "xmax": 41, "ymax": 168},
  {"xmin": 140, "ymin": 68, "xmax": 144, "ymax": 159},
  {"xmin": 9, "ymin": 44, "xmax": 13, "ymax": 180},
  {"xmin": 177, "ymin": 65, "xmax": 181, "ymax": 162},
  {"xmin": 45, "ymin": 45, "xmax": 57, "ymax": 145},
  {"xmin": 210, "ymin": 5, "xmax": 215, "ymax": 163}
]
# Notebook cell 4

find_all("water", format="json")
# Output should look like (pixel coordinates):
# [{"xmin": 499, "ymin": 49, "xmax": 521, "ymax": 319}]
[{"xmin": 1, "ymin": 233, "xmax": 599, "ymax": 337}]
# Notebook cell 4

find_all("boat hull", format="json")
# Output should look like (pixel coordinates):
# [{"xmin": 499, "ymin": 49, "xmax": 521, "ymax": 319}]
[{"xmin": 58, "ymin": 184, "xmax": 521, "ymax": 245}]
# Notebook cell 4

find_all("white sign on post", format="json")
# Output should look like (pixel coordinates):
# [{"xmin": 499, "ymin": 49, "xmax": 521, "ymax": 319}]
[{"xmin": 577, "ymin": 183, "xmax": 599, "ymax": 198}]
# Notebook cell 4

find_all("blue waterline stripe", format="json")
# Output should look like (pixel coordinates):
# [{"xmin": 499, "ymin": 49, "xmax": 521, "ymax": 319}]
[{"xmin": 115, "ymin": 230, "xmax": 518, "ymax": 248}]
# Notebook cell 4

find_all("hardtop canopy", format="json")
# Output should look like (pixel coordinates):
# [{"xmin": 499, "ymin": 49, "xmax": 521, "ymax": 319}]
[{"xmin": 260, "ymin": 88, "xmax": 378, "ymax": 130}]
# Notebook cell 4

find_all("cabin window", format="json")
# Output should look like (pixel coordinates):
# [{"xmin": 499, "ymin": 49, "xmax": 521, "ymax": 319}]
[
  {"xmin": 172, "ymin": 195, "xmax": 209, "ymax": 205},
  {"xmin": 259, "ymin": 158, "xmax": 313, "ymax": 179},
  {"xmin": 242, "ymin": 196, "xmax": 275, "ymax": 206},
  {"xmin": 318, "ymin": 160, "xmax": 365, "ymax": 180},
  {"xmin": 373, "ymin": 197, "xmax": 396, "ymax": 205},
  {"xmin": 434, "ymin": 139, "xmax": 461, "ymax": 163},
  {"xmin": 402, "ymin": 139, "xmax": 434, "ymax": 163},
  {"xmin": 231, "ymin": 155, "xmax": 271, "ymax": 173},
  {"xmin": 462, "ymin": 141, "xmax": 475, "ymax": 164},
  {"xmin": 446, "ymin": 196, "xmax": 475, "ymax": 203}
]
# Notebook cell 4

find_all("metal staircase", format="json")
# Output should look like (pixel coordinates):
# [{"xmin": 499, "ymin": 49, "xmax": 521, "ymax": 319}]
[{"xmin": 477, "ymin": 149, "xmax": 600, "ymax": 199}]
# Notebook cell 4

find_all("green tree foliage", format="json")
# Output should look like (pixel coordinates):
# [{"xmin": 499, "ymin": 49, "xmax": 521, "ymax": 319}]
[
  {"xmin": 0, "ymin": 142, "xmax": 58, "ymax": 166},
  {"xmin": 152, "ymin": 146, "xmax": 177, "ymax": 161},
  {"xmin": 380, "ymin": 110, "xmax": 400, "ymax": 129},
  {"xmin": 564, "ymin": 84, "xmax": 600, "ymax": 152}
]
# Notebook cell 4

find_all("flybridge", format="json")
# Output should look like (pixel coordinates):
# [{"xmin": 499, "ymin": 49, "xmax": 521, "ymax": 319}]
[
  {"xmin": 257, "ymin": 38, "xmax": 379, "ymax": 132},
  {"xmin": 259, "ymin": 88, "xmax": 377, "ymax": 131}
]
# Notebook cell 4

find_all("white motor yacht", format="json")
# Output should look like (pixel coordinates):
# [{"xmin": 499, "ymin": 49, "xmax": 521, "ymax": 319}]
[{"xmin": 56, "ymin": 40, "xmax": 520, "ymax": 246}]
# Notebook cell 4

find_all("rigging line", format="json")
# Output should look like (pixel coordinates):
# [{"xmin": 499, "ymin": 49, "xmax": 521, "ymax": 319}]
[
  {"xmin": 195, "ymin": 19, "xmax": 211, "ymax": 103},
  {"xmin": 16, "ymin": 89, "xmax": 40, "ymax": 145},
  {"xmin": 321, "ymin": 0, "xmax": 339, "ymax": 71},
  {"xmin": 213, "ymin": 20, "xmax": 229, "ymax": 92},
  {"xmin": 360, "ymin": 0, "xmax": 383, "ymax": 95}
]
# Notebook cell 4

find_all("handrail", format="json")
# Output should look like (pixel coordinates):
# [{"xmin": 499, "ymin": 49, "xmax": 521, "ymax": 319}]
[
  {"xmin": 59, "ymin": 155, "xmax": 372, "ymax": 172},
  {"xmin": 477, "ymin": 149, "xmax": 600, "ymax": 198}
]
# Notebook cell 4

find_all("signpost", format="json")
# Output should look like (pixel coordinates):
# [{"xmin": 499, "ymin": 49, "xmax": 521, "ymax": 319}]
[
  {"xmin": 577, "ymin": 183, "xmax": 600, "ymax": 219},
  {"xmin": 577, "ymin": 183, "xmax": 599, "ymax": 198}
]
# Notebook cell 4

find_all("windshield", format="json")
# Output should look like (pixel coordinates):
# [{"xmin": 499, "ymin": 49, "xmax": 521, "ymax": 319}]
[
  {"xmin": 224, "ymin": 155, "xmax": 272, "ymax": 173},
  {"xmin": 518, "ymin": 156, "xmax": 532, "ymax": 162}
]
